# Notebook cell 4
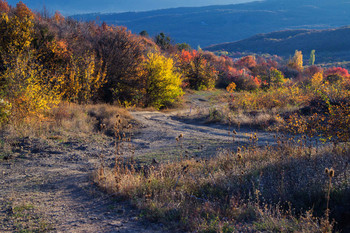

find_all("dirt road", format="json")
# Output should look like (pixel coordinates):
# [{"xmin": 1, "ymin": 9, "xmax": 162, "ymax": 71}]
[
  {"xmin": 0, "ymin": 135, "xmax": 164, "ymax": 232},
  {"xmin": 130, "ymin": 110, "xmax": 276, "ymax": 163},
  {"xmin": 0, "ymin": 92, "xmax": 276, "ymax": 232}
]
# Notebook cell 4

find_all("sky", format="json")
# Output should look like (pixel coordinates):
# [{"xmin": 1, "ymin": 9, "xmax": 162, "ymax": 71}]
[{"xmin": 7, "ymin": 0, "xmax": 258, "ymax": 15}]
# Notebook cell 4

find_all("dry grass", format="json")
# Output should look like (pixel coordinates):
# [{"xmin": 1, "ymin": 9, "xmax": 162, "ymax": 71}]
[
  {"xmin": 96, "ymin": 134, "xmax": 350, "ymax": 232},
  {"xmin": 3, "ymin": 102, "xmax": 133, "ymax": 138},
  {"xmin": 0, "ymin": 102, "xmax": 134, "ymax": 160},
  {"xmin": 191, "ymin": 105, "xmax": 286, "ymax": 130}
]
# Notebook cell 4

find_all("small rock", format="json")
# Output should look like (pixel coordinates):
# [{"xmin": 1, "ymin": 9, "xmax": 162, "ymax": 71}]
[{"xmin": 108, "ymin": 220, "xmax": 123, "ymax": 227}]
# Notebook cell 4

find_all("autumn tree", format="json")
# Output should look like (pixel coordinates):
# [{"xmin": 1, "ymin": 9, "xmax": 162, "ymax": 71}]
[
  {"xmin": 53, "ymin": 11, "xmax": 65, "ymax": 24},
  {"xmin": 324, "ymin": 67, "xmax": 350, "ymax": 84},
  {"xmin": 143, "ymin": 53, "xmax": 183, "ymax": 109},
  {"xmin": 93, "ymin": 26, "xmax": 146, "ymax": 104},
  {"xmin": 0, "ymin": 11, "xmax": 35, "ymax": 103},
  {"xmin": 0, "ymin": 0, "xmax": 9, "ymax": 13},
  {"xmin": 14, "ymin": 1, "xmax": 35, "ymax": 19},
  {"xmin": 288, "ymin": 50, "xmax": 303, "ymax": 71},
  {"xmin": 62, "ymin": 52, "xmax": 106, "ymax": 103},
  {"xmin": 0, "ymin": 10, "xmax": 63, "ymax": 119},
  {"xmin": 179, "ymin": 50, "xmax": 217, "ymax": 90},
  {"xmin": 261, "ymin": 67, "xmax": 285, "ymax": 88},
  {"xmin": 235, "ymin": 55, "xmax": 257, "ymax": 69},
  {"xmin": 0, "ymin": 12, "xmax": 34, "ymax": 58},
  {"xmin": 311, "ymin": 72, "xmax": 323, "ymax": 87},
  {"xmin": 0, "ymin": 52, "xmax": 62, "ymax": 119}
]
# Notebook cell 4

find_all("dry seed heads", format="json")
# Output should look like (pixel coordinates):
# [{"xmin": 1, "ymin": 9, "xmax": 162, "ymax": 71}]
[
  {"xmin": 325, "ymin": 168, "xmax": 335, "ymax": 178},
  {"xmin": 176, "ymin": 133, "xmax": 184, "ymax": 142}
]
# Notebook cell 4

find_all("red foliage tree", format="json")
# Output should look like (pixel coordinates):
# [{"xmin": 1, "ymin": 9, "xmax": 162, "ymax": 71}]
[
  {"xmin": 15, "ymin": 1, "xmax": 34, "ymax": 18},
  {"xmin": 0, "ymin": 0, "xmax": 9, "ymax": 13},
  {"xmin": 324, "ymin": 67, "xmax": 350, "ymax": 79},
  {"xmin": 179, "ymin": 50, "xmax": 217, "ymax": 90},
  {"xmin": 235, "ymin": 55, "xmax": 257, "ymax": 69},
  {"xmin": 53, "ymin": 11, "xmax": 65, "ymax": 24}
]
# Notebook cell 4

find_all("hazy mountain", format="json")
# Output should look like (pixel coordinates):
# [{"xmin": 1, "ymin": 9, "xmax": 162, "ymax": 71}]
[
  {"xmin": 7, "ymin": 0, "xmax": 256, "ymax": 15},
  {"xmin": 206, "ymin": 26, "xmax": 350, "ymax": 63},
  {"xmin": 72, "ymin": 0, "xmax": 350, "ymax": 47}
]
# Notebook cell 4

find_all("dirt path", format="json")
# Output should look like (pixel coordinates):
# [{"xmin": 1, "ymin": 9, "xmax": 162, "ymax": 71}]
[
  {"xmin": 129, "ymin": 112, "xmax": 277, "ymax": 164},
  {"xmin": 129, "ymin": 94, "xmax": 277, "ymax": 163},
  {"xmin": 0, "ymin": 92, "xmax": 276, "ymax": 232},
  {"xmin": 0, "ymin": 135, "xmax": 165, "ymax": 232}
]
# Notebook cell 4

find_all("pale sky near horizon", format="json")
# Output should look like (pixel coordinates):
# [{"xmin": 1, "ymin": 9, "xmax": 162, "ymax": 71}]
[{"xmin": 7, "ymin": 0, "xmax": 258, "ymax": 15}]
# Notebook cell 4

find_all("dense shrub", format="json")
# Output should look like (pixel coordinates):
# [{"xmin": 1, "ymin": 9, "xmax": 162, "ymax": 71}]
[
  {"xmin": 143, "ymin": 53, "xmax": 183, "ymax": 109},
  {"xmin": 179, "ymin": 50, "xmax": 218, "ymax": 90}
]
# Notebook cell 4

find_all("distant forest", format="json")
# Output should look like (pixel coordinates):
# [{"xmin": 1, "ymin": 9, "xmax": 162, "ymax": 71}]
[{"xmin": 73, "ymin": 0, "xmax": 350, "ymax": 48}]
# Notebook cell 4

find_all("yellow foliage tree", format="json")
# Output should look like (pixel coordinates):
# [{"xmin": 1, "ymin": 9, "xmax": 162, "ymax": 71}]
[
  {"xmin": 144, "ymin": 53, "xmax": 183, "ymax": 109},
  {"xmin": 226, "ymin": 82, "xmax": 236, "ymax": 93},
  {"xmin": 288, "ymin": 50, "xmax": 303, "ymax": 71},
  {"xmin": 1, "ymin": 53, "xmax": 62, "ymax": 119},
  {"xmin": 0, "ymin": 12, "xmax": 34, "ymax": 58},
  {"xmin": 311, "ymin": 71, "xmax": 323, "ymax": 87},
  {"xmin": 62, "ymin": 52, "xmax": 106, "ymax": 103},
  {"xmin": 0, "ymin": 12, "xmax": 64, "ymax": 120}
]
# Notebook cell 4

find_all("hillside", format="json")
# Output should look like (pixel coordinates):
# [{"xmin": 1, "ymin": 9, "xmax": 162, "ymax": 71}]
[
  {"xmin": 72, "ymin": 0, "xmax": 350, "ymax": 47},
  {"xmin": 206, "ymin": 26, "xmax": 350, "ymax": 63},
  {"xmin": 7, "ymin": 0, "xmax": 254, "ymax": 15}
]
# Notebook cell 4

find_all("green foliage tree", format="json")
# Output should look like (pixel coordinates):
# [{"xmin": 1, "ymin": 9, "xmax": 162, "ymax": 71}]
[
  {"xmin": 144, "ymin": 53, "xmax": 183, "ymax": 109},
  {"xmin": 309, "ymin": 50, "xmax": 315, "ymax": 66},
  {"xmin": 155, "ymin": 32, "xmax": 172, "ymax": 50},
  {"xmin": 176, "ymin": 43, "xmax": 191, "ymax": 51},
  {"xmin": 260, "ymin": 68, "xmax": 285, "ymax": 88},
  {"xmin": 139, "ymin": 30, "xmax": 149, "ymax": 37}
]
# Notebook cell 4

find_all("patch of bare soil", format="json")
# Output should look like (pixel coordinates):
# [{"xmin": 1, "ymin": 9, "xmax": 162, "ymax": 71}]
[
  {"xmin": 0, "ymin": 135, "xmax": 165, "ymax": 232},
  {"xmin": 129, "ymin": 92, "xmax": 277, "ymax": 163}
]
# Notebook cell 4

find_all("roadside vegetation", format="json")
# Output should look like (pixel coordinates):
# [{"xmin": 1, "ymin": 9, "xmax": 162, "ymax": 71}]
[
  {"xmin": 0, "ymin": 1, "xmax": 349, "ymax": 233},
  {"xmin": 97, "ymin": 136, "xmax": 349, "ymax": 232}
]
